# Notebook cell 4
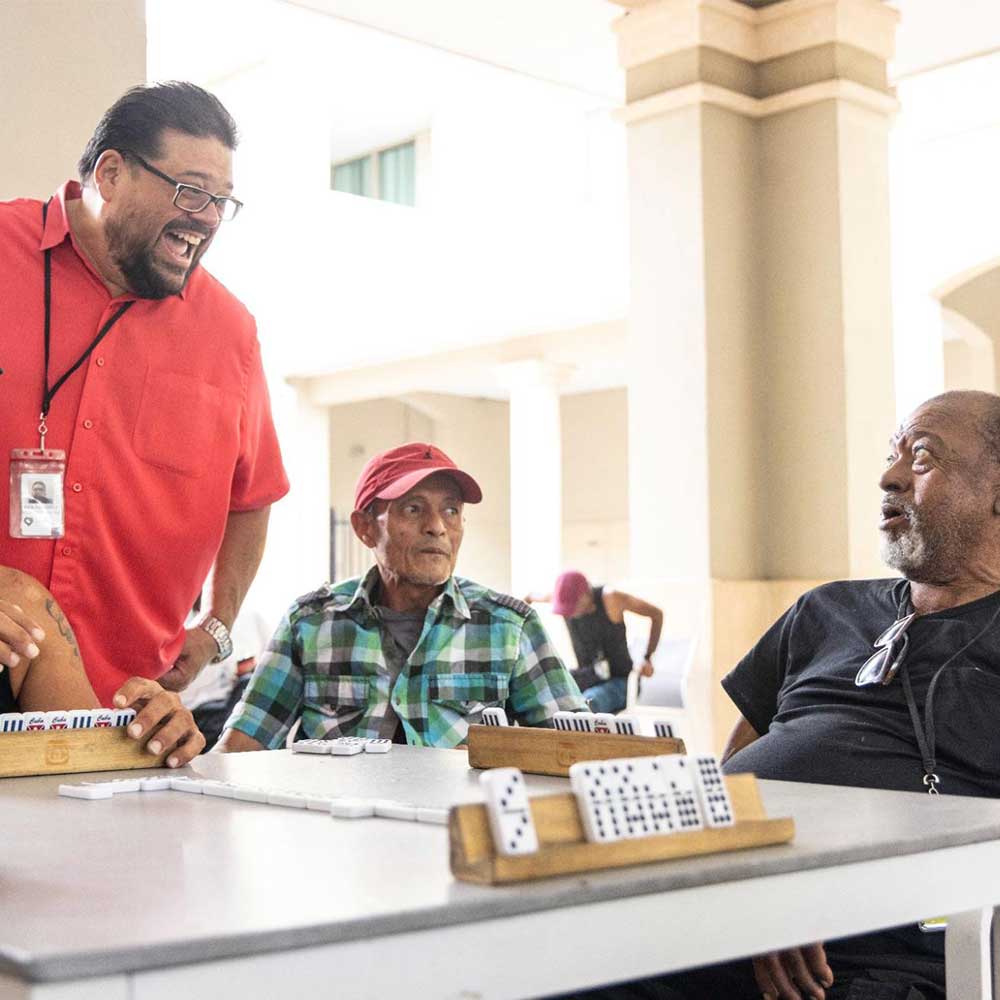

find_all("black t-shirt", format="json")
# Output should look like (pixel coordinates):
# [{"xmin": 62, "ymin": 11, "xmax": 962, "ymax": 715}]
[{"xmin": 723, "ymin": 578, "xmax": 1000, "ymax": 798}]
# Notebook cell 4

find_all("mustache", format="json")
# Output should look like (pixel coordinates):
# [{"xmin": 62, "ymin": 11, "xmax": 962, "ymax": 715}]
[
  {"xmin": 881, "ymin": 495, "xmax": 915, "ymax": 518},
  {"xmin": 162, "ymin": 218, "xmax": 213, "ymax": 239}
]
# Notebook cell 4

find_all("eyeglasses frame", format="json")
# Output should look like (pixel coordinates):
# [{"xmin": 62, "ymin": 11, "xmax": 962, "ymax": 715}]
[
  {"xmin": 855, "ymin": 611, "xmax": 919, "ymax": 687},
  {"xmin": 119, "ymin": 149, "xmax": 243, "ymax": 221}
]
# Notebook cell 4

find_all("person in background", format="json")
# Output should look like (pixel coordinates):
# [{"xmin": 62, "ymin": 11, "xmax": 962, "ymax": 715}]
[
  {"xmin": 529, "ymin": 571, "xmax": 663, "ymax": 714},
  {"xmin": 181, "ymin": 607, "xmax": 271, "ymax": 750},
  {"xmin": 217, "ymin": 443, "xmax": 586, "ymax": 752}
]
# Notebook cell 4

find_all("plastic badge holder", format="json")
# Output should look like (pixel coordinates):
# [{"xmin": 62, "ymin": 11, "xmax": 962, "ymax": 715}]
[{"xmin": 9, "ymin": 448, "xmax": 66, "ymax": 539}]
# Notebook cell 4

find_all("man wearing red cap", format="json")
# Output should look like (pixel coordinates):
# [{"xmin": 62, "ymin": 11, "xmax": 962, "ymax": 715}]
[
  {"xmin": 218, "ymin": 443, "xmax": 586, "ymax": 751},
  {"xmin": 530, "ymin": 570, "xmax": 663, "ymax": 715}
]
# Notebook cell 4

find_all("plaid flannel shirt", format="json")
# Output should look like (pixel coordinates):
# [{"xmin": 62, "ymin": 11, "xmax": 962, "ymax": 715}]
[{"xmin": 226, "ymin": 568, "xmax": 585, "ymax": 749}]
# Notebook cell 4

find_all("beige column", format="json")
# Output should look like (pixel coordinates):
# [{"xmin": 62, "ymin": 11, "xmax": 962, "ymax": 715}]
[
  {"xmin": 613, "ymin": 0, "xmax": 899, "ymax": 748},
  {"xmin": 0, "ymin": 1, "xmax": 146, "ymax": 201},
  {"xmin": 497, "ymin": 361, "xmax": 569, "ymax": 598}
]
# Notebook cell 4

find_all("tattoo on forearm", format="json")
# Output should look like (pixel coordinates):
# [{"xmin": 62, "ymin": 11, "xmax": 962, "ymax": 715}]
[{"xmin": 46, "ymin": 598, "xmax": 81, "ymax": 659}]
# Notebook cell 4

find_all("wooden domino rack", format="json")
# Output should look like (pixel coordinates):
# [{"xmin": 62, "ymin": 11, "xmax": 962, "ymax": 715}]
[
  {"xmin": 0, "ymin": 726, "xmax": 168, "ymax": 778},
  {"xmin": 449, "ymin": 772, "xmax": 794, "ymax": 885},
  {"xmin": 466, "ymin": 723, "xmax": 686, "ymax": 777}
]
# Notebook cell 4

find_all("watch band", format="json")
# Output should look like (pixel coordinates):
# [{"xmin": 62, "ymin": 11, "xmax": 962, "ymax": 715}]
[{"xmin": 198, "ymin": 615, "xmax": 234, "ymax": 663}]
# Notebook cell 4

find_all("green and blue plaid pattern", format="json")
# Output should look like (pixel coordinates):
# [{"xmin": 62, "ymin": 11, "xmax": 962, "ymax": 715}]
[{"xmin": 226, "ymin": 569, "xmax": 586, "ymax": 749}]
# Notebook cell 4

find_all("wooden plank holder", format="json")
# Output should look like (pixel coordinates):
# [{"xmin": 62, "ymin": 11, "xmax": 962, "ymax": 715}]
[
  {"xmin": 0, "ymin": 727, "xmax": 167, "ymax": 778},
  {"xmin": 467, "ymin": 723, "xmax": 686, "ymax": 777},
  {"xmin": 450, "ymin": 772, "xmax": 794, "ymax": 885}
]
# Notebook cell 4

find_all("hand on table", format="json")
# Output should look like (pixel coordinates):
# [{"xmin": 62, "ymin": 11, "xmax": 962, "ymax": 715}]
[
  {"xmin": 753, "ymin": 942, "xmax": 833, "ymax": 1000},
  {"xmin": 0, "ymin": 597, "xmax": 45, "ymax": 671},
  {"xmin": 638, "ymin": 658, "xmax": 655, "ymax": 678},
  {"xmin": 113, "ymin": 677, "xmax": 206, "ymax": 767},
  {"xmin": 158, "ymin": 627, "xmax": 217, "ymax": 692}
]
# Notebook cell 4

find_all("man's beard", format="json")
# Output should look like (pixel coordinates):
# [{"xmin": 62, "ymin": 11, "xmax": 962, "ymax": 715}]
[
  {"xmin": 105, "ymin": 214, "xmax": 201, "ymax": 300},
  {"xmin": 881, "ymin": 503, "xmax": 981, "ymax": 582}
]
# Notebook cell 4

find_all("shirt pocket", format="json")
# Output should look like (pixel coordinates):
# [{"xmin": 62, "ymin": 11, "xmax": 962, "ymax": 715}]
[
  {"xmin": 132, "ymin": 370, "xmax": 227, "ymax": 478},
  {"xmin": 303, "ymin": 674, "xmax": 371, "ymax": 718},
  {"xmin": 427, "ymin": 672, "xmax": 509, "ymax": 715}
]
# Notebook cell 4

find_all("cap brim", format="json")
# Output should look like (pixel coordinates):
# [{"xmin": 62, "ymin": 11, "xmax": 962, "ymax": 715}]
[{"xmin": 376, "ymin": 466, "xmax": 483, "ymax": 504}]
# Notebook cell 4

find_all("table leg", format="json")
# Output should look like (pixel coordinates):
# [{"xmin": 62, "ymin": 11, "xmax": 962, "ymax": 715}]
[{"xmin": 945, "ymin": 907, "xmax": 993, "ymax": 1000}]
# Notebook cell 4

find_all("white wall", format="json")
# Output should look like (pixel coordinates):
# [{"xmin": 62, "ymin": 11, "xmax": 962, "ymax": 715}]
[
  {"xmin": 0, "ymin": 0, "xmax": 146, "ymax": 200},
  {"xmin": 561, "ymin": 388, "xmax": 630, "ymax": 584}
]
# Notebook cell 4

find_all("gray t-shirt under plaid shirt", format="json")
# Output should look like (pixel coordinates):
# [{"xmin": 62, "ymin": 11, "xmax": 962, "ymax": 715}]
[{"xmin": 226, "ymin": 568, "xmax": 586, "ymax": 749}]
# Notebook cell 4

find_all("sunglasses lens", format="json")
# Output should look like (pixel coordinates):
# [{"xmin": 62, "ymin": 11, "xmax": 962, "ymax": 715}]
[{"xmin": 855, "ymin": 648, "xmax": 888, "ymax": 686}]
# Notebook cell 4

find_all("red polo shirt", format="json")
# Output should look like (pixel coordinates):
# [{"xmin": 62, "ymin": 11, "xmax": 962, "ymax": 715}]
[{"xmin": 0, "ymin": 183, "xmax": 289, "ymax": 704}]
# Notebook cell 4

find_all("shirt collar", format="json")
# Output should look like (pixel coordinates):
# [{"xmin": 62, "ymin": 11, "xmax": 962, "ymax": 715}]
[
  {"xmin": 41, "ymin": 180, "xmax": 188, "ymax": 301},
  {"xmin": 336, "ymin": 567, "xmax": 471, "ymax": 622}
]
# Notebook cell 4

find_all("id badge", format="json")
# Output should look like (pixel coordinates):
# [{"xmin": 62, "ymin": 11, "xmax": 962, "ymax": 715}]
[{"xmin": 9, "ymin": 448, "xmax": 66, "ymax": 539}]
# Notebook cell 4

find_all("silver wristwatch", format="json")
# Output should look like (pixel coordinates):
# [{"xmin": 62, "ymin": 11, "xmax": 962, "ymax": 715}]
[{"xmin": 198, "ymin": 616, "xmax": 234, "ymax": 663}]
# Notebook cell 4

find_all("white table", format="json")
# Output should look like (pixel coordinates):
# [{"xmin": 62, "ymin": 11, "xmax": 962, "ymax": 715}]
[{"xmin": 2, "ymin": 746, "xmax": 1000, "ymax": 1000}]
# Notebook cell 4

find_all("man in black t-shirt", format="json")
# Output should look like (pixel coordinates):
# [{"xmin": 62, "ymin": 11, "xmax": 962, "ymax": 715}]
[{"xmin": 571, "ymin": 390, "xmax": 1000, "ymax": 1000}]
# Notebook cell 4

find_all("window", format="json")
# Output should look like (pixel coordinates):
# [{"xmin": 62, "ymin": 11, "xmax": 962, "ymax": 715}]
[{"xmin": 331, "ymin": 140, "xmax": 417, "ymax": 206}]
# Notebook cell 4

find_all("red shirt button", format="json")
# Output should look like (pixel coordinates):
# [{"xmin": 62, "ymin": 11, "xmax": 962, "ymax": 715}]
[
  {"xmin": 61, "ymin": 547, "xmax": 72, "ymax": 557},
  {"xmin": 82, "ymin": 419, "xmax": 93, "ymax": 429},
  {"xmin": 95, "ymin": 357, "xmax": 105, "ymax": 367},
  {"xmin": 72, "ymin": 482, "xmax": 83, "ymax": 493}
]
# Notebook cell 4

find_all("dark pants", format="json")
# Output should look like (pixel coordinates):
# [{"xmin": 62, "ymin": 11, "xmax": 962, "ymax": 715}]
[
  {"xmin": 549, "ymin": 928, "xmax": 945, "ymax": 1000},
  {"xmin": 191, "ymin": 675, "xmax": 250, "ymax": 751}
]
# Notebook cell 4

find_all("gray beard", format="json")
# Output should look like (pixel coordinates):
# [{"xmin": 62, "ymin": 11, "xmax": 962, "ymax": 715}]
[{"xmin": 881, "ymin": 507, "xmax": 977, "ymax": 582}]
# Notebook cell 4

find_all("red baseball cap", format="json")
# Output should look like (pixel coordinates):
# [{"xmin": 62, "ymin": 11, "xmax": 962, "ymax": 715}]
[
  {"xmin": 551, "ymin": 570, "xmax": 590, "ymax": 615},
  {"xmin": 354, "ymin": 442, "xmax": 483, "ymax": 512}
]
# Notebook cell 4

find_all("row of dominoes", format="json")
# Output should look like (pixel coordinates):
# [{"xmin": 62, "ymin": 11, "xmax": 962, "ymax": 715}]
[
  {"xmin": 479, "ymin": 754, "xmax": 734, "ymax": 856},
  {"xmin": 291, "ymin": 737, "xmax": 391, "ymax": 756},
  {"xmin": 0, "ymin": 708, "xmax": 136, "ymax": 733},
  {"xmin": 57, "ymin": 775, "xmax": 450, "ymax": 823},
  {"xmin": 481, "ymin": 707, "xmax": 674, "ymax": 739}
]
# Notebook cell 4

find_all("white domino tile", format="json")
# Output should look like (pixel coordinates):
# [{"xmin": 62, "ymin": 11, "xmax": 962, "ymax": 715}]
[
  {"xmin": 170, "ymin": 777, "xmax": 204, "ymax": 794},
  {"xmin": 363, "ymin": 739, "xmax": 392, "ymax": 754},
  {"xmin": 553, "ymin": 711, "xmax": 595, "ymax": 733},
  {"xmin": 22, "ymin": 712, "xmax": 47, "ymax": 732},
  {"xmin": 481, "ymin": 707, "xmax": 508, "ymax": 727},
  {"xmin": 305, "ymin": 795, "xmax": 339, "ymax": 812},
  {"xmin": 653, "ymin": 720, "xmax": 675, "ymax": 739},
  {"xmin": 330, "ymin": 797, "xmax": 375, "ymax": 818},
  {"xmin": 656, "ymin": 755, "xmax": 704, "ymax": 832},
  {"xmin": 44, "ymin": 710, "xmax": 70, "ymax": 731},
  {"xmin": 59, "ymin": 783, "xmax": 113, "ymax": 800},
  {"xmin": 416, "ymin": 807, "xmax": 449, "ymax": 825},
  {"xmin": 373, "ymin": 800, "xmax": 417, "ymax": 821},
  {"xmin": 67, "ymin": 709, "xmax": 93, "ymax": 730},
  {"xmin": 330, "ymin": 738, "xmax": 365, "ymax": 756},
  {"xmin": 0, "ymin": 712, "xmax": 24, "ymax": 733},
  {"xmin": 613, "ymin": 716, "xmax": 638, "ymax": 736},
  {"xmin": 591, "ymin": 713, "xmax": 616, "ymax": 735},
  {"xmin": 232, "ymin": 785, "xmax": 269, "ymax": 803},
  {"xmin": 479, "ymin": 767, "xmax": 538, "ymax": 856},
  {"xmin": 91, "ymin": 709, "xmax": 115, "ymax": 729},
  {"xmin": 103, "ymin": 778, "xmax": 141, "ymax": 794},
  {"xmin": 202, "ymin": 781, "xmax": 237, "ymax": 799},
  {"xmin": 690, "ymin": 754, "xmax": 735, "ymax": 828},
  {"xmin": 569, "ymin": 761, "xmax": 627, "ymax": 843},
  {"xmin": 291, "ymin": 739, "xmax": 333, "ymax": 755},
  {"xmin": 139, "ymin": 776, "xmax": 172, "ymax": 791},
  {"xmin": 267, "ymin": 791, "xmax": 308, "ymax": 809}
]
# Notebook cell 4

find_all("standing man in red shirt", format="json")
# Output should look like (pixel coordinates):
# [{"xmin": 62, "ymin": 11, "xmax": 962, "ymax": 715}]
[{"xmin": 0, "ymin": 82, "xmax": 289, "ymax": 705}]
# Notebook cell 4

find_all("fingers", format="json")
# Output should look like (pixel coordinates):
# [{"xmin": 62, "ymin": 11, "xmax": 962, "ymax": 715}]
[
  {"xmin": 114, "ymin": 680, "xmax": 206, "ymax": 767},
  {"xmin": 752, "ymin": 946, "xmax": 830, "ymax": 1000},
  {"xmin": 753, "ymin": 953, "xmax": 799, "ymax": 1000},
  {"xmin": 0, "ymin": 602, "xmax": 44, "ymax": 667},
  {"xmin": 801, "ymin": 943, "xmax": 833, "ymax": 991}
]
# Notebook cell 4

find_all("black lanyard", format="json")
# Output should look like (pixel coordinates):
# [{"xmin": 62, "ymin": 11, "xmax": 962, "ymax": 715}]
[
  {"xmin": 39, "ymin": 199, "xmax": 135, "ymax": 446},
  {"xmin": 895, "ymin": 583, "xmax": 1000, "ymax": 794}
]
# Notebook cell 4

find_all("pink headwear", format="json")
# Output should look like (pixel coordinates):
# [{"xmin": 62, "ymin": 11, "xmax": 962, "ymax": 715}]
[{"xmin": 551, "ymin": 570, "xmax": 590, "ymax": 616}]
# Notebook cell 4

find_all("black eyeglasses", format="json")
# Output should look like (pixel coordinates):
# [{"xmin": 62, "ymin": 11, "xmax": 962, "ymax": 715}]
[
  {"xmin": 855, "ymin": 612, "xmax": 918, "ymax": 686},
  {"xmin": 121, "ymin": 150, "xmax": 243, "ymax": 221}
]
